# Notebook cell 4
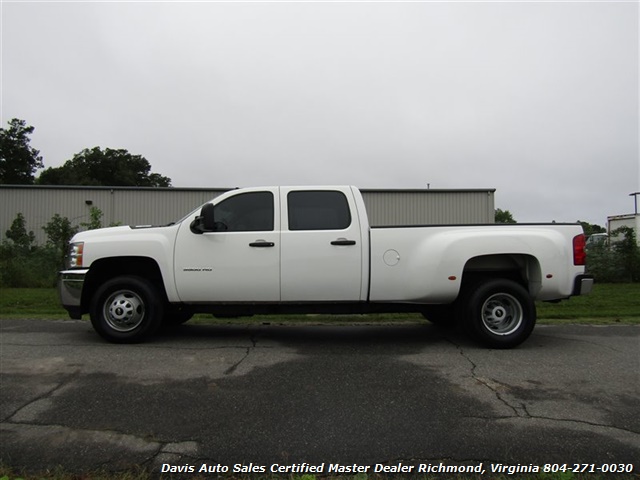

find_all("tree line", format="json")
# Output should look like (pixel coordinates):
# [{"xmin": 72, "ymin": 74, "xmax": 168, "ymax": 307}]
[{"xmin": 0, "ymin": 118, "xmax": 171, "ymax": 186}]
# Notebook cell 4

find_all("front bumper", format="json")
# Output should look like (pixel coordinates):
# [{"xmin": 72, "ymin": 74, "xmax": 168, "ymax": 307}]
[
  {"xmin": 58, "ymin": 269, "xmax": 89, "ymax": 319},
  {"xmin": 573, "ymin": 274, "xmax": 594, "ymax": 296}
]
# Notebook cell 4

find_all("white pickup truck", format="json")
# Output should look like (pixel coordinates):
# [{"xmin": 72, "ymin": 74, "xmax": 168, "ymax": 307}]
[{"xmin": 59, "ymin": 186, "xmax": 593, "ymax": 348}]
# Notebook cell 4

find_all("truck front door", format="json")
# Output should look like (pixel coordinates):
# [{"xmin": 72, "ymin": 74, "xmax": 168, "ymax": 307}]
[{"xmin": 174, "ymin": 188, "xmax": 280, "ymax": 302}]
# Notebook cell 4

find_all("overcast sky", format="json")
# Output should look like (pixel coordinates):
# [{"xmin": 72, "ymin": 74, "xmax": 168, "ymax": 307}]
[{"xmin": 2, "ymin": 1, "xmax": 638, "ymax": 226}]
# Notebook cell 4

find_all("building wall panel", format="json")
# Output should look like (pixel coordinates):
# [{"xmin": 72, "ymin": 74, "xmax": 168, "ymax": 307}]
[
  {"xmin": 1, "ymin": 186, "xmax": 227, "ymax": 244},
  {"xmin": 1, "ymin": 186, "xmax": 494, "ymax": 244},
  {"xmin": 361, "ymin": 190, "xmax": 494, "ymax": 226}
]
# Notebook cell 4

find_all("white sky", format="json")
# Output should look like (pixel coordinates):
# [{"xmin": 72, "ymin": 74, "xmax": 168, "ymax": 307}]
[{"xmin": 2, "ymin": 1, "xmax": 638, "ymax": 226}]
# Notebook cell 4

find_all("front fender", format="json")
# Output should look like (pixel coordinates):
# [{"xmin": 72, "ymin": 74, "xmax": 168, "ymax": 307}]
[{"xmin": 76, "ymin": 225, "xmax": 181, "ymax": 302}]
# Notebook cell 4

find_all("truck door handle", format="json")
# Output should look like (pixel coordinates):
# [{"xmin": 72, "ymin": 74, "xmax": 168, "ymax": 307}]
[
  {"xmin": 249, "ymin": 240, "xmax": 275, "ymax": 248},
  {"xmin": 331, "ymin": 239, "xmax": 356, "ymax": 246}
]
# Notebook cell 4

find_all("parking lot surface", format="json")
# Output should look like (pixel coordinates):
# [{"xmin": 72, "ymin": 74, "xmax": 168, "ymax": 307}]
[{"xmin": 1, "ymin": 319, "xmax": 639, "ymax": 476}]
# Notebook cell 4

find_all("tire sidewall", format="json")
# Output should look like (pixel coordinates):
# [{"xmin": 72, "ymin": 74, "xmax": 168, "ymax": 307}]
[
  {"xmin": 464, "ymin": 278, "xmax": 536, "ymax": 349},
  {"xmin": 90, "ymin": 276, "xmax": 164, "ymax": 343}
]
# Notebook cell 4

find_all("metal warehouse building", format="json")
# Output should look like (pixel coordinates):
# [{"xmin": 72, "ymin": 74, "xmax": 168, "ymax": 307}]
[{"xmin": 1, "ymin": 185, "xmax": 495, "ymax": 244}]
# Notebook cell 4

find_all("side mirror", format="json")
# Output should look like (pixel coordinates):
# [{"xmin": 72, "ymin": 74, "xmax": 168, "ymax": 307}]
[
  {"xmin": 201, "ymin": 203, "xmax": 215, "ymax": 231},
  {"xmin": 190, "ymin": 203, "xmax": 216, "ymax": 234}
]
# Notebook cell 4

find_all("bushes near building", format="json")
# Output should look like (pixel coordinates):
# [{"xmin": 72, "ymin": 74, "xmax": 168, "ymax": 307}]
[
  {"xmin": 1, "ymin": 212, "xmax": 82, "ymax": 287},
  {"xmin": 1, "ymin": 213, "xmax": 639, "ymax": 287},
  {"xmin": 585, "ymin": 227, "xmax": 640, "ymax": 283}
]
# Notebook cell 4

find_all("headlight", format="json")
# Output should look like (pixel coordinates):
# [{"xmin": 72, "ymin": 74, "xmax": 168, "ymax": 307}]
[{"xmin": 66, "ymin": 242, "xmax": 84, "ymax": 269}]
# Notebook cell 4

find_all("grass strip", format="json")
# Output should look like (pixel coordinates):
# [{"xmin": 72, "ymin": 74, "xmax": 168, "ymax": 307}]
[{"xmin": 1, "ymin": 283, "xmax": 639, "ymax": 325}]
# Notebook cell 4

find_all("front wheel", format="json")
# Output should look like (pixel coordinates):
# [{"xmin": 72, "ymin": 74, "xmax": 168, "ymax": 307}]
[
  {"xmin": 461, "ymin": 278, "xmax": 536, "ymax": 349},
  {"xmin": 90, "ymin": 276, "xmax": 164, "ymax": 343}
]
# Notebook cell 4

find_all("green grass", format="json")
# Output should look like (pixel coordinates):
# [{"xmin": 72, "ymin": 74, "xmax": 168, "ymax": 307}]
[
  {"xmin": 1, "ymin": 283, "xmax": 639, "ymax": 324},
  {"xmin": 536, "ymin": 283, "xmax": 640, "ymax": 324},
  {"xmin": 0, "ymin": 288, "xmax": 66, "ymax": 318}
]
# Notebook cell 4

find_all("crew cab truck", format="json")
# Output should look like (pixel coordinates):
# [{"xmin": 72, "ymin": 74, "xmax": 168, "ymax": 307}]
[{"xmin": 59, "ymin": 186, "xmax": 593, "ymax": 348}]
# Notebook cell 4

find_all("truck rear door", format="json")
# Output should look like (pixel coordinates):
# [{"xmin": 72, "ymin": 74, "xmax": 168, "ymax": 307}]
[{"xmin": 280, "ymin": 187, "xmax": 364, "ymax": 301}]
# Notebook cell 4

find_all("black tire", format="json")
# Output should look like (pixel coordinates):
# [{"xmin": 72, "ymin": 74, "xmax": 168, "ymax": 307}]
[
  {"xmin": 90, "ymin": 276, "xmax": 164, "ymax": 343},
  {"xmin": 460, "ymin": 278, "xmax": 536, "ymax": 349}
]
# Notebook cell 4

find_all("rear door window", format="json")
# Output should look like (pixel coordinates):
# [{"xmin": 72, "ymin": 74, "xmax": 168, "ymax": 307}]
[{"xmin": 287, "ymin": 191, "xmax": 351, "ymax": 231}]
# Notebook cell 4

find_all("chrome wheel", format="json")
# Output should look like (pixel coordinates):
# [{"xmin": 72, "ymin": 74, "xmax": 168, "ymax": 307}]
[
  {"xmin": 103, "ymin": 290, "xmax": 145, "ymax": 332},
  {"xmin": 91, "ymin": 276, "xmax": 164, "ymax": 343},
  {"xmin": 481, "ymin": 293, "xmax": 523, "ymax": 336}
]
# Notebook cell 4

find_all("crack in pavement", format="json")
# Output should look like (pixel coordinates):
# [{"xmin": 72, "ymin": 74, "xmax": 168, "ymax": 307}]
[
  {"xmin": 1, "ymin": 421, "xmax": 184, "ymax": 471},
  {"xmin": 447, "ymin": 339, "xmax": 529, "ymax": 418},
  {"xmin": 5, "ymin": 370, "xmax": 81, "ymax": 423},
  {"xmin": 504, "ymin": 414, "xmax": 640, "ymax": 436},
  {"xmin": 4, "ymin": 411, "xmax": 206, "ymax": 471},
  {"xmin": 3, "ymin": 419, "xmax": 202, "ymax": 458},
  {"xmin": 450, "ymin": 341, "xmax": 640, "ymax": 441},
  {"xmin": 223, "ymin": 334, "xmax": 259, "ymax": 375}
]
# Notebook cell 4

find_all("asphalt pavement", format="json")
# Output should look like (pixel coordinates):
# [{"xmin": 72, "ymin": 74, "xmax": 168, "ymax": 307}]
[{"xmin": 1, "ymin": 318, "xmax": 639, "ymax": 477}]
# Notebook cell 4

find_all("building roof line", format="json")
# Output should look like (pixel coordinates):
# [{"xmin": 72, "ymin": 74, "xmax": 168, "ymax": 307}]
[{"xmin": 0, "ymin": 184, "xmax": 496, "ymax": 194}]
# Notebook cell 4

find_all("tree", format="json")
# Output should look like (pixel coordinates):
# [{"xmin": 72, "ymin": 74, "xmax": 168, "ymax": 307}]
[
  {"xmin": 0, "ymin": 118, "xmax": 44, "ymax": 184},
  {"xmin": 4, "ymin": 213, "xmax": 36, "ymax": 251},
  {"xmin": 43, "ymin": 214, "xmax": 79, "ymax": 266},
  {"xmin": 1, "ymin": 213, "xmax": 59, "ymax": 287},
  {"xmin": 611, "ymin": 226, "xmax": 640, "ymax": 282},
  {"xmin": 80, "ymin": 206, "xmax": 104, "ymax": 230},
  {"xmin": 578, "ymin": 221, "xmax": 606, "ymax": 237},
  {"xmin": 37, "ymin": 146, "xmax": 171, "ymax": 187},
  {"xmin": 495, "ymin": 208, "xmax": 516, "ymax": 224}
]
